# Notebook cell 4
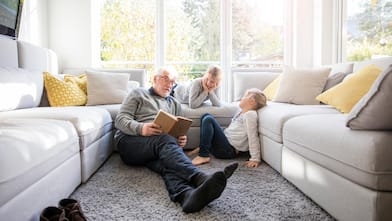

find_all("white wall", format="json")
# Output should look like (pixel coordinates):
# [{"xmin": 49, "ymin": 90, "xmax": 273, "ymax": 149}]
[
  {"xmin": 47, "ymin": 0, "xmax": 99, "ymax": 71},
  {"xmin": 18, "ymin": 0, "xmax": 48, "ymax": 47}
]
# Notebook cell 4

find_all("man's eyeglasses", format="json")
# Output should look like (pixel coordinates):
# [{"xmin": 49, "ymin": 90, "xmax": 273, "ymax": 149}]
[{"xmin": 158, "ymin": 75, "xmax": 176, "ymax": 85}]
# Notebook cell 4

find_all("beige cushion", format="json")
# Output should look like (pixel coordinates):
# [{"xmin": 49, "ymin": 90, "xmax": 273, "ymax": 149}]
[
  {"xmin": 274, "ymin": 66, "xmax": 331, "ymax": 105},
  {"xmin": 258, "ymin": 102, "xmax": 340, "ymax": 143},
  {"xmin": 0, "ymin": 118, "xmax": 79, "ymax": 206},
  {"xmin": 86, "ymin": 71, "xmax": 129, "ymax": 105},
  {"xmin": 0, "ymin": 106, "xmax": 113, "ymax": 150},
  {"xmin": 283, "ymin": 114, "xmax": 392, "ymax": 191},
  {"xmin": 346, "ymin": 65, "xmax": 392, "ymax": 130}
]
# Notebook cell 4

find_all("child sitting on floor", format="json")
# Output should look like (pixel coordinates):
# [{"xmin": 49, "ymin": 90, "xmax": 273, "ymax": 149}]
[{"xmin": 191, "ymin": 88, "xmax": 267, "ymax": 168}]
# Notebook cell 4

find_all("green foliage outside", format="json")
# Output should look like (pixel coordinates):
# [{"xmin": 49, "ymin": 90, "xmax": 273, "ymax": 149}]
[
  {"xmin": 100, "ymin": 0, "xmax": 284, "ymax": 81},
  {"xmin": 347, "ymin": 0, "xmax": 392, "ymax": 61}
]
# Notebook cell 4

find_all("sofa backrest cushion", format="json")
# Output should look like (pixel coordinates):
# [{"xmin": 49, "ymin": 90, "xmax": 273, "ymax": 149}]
[
  {"xmin": 17, "ymin": 41, "xmax": 59, "ymax": 75},
  {"xmin": 328, "ymin": 62, "xmax": 354, "ymax": 75},
  {"xmin": 346, "ymin": 65, "xmax": 392, "ymax": 130},
  {"xmin": 232, "ymin": 71, "xmax": 279, "ymax": 102},
  {"xmin": 353, "ymin": 56, "xmax": 392, "ymax": 73},
  {"xmin": 0, "ymin": 67, "xmax": 43, "ymax": 111},
  {"xmin": 0, "ymin": 37, "xmax": 18, "ymax": 68},
  {"xmin": 62, "ymin": 68, "xmax": 147, "ymax": 88}
]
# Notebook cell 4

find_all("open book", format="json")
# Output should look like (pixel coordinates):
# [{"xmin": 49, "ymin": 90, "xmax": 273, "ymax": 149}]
[{"xmin": 153, "ymin": 109, "xmax": 193, "ymax": 138}]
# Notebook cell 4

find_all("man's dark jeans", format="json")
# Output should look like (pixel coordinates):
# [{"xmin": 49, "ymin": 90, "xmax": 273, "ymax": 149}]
[{"xmin": 117, "ymin": 132, "xmax": 200, "ymax": 201}]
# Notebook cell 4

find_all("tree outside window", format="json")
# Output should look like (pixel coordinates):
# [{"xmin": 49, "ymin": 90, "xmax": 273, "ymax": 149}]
[
  {"xmin": 100, "ymin": 0, "xmax": 285, "ymax": 82},
  {"xmin": 346, "ymin": 0, "xmax": 392, "ymax": 61}
]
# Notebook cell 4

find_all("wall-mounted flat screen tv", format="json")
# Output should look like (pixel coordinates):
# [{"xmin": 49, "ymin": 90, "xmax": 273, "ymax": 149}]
[{"xmin": 0, "ymin": 0, "xmax": 22, "ymax": 38}]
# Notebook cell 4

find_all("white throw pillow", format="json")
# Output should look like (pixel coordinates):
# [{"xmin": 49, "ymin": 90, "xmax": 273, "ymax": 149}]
[
  {"xmin": 86, "ymin": 71, "xmax": 129, "ymax": 105},
  {"xmin": 273, "ymin": 66, "xmax": 331, "ymax": 105}
]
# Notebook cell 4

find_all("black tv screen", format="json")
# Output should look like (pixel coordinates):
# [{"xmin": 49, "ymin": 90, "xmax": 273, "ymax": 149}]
[{"xmin": 0, "ymin": 0, "xmax": 22, "ymax": 38}]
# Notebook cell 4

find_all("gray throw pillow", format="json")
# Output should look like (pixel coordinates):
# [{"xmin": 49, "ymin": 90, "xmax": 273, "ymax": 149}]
[
  {"xmin": 322, "ymin": 72, "xmax": 350, "ymax": 92},
  {"xmin": 346, "ymin": 65, "xmax": 392, "ymax": 130}
]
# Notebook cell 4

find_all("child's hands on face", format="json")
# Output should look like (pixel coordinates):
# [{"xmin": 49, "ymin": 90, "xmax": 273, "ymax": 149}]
[
  {"xmin": 203, "ymin": 77, "xmax": 219, "ymax": 93},
  {"xmin": 202, "ymin": 78, "xmax": 210, "ymax": 92},
  {"xmin": 245, "ymin": 160, "xmax": 260, "ymax": 168}
]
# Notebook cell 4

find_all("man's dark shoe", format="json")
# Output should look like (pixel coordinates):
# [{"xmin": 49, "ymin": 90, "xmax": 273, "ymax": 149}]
[
  {"xmin": 58, "ymin": 198, "xmax": 87, "ymax": 221},
  {"xmin": 40, "ymin": 206, "xmax": 68, "ymax": 221}
]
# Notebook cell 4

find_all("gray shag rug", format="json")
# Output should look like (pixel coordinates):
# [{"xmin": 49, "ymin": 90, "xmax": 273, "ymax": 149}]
[{"xmin": 70, "ymin": 153, "xmax": 335, "ymax": 221}]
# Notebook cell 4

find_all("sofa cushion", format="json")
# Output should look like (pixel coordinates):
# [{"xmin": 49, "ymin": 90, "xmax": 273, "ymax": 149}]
[
  {"xmin": 0, "ymin": 106, "xmax": 112, "ymax": 150},
  {"xmin": 258, "ymin": 102, "xmax": 340, "ymax": 143},
  {"xmin": 274, "ymin": 66, "xmax": 330, "ymax": 105},
  {"xmin": 86, "ymin": 71, "xmax": 129, "ymax": 106},
  {"xmin": 283, "ymin": 114, "xmax": 392, "ymax": 191},
  {"xmin": 352, "ymin": 56, "xmax": 392, "ymax": 73},
  {"xmin": 0, "ymin": 118, "xmax": 79, "ymax": 206},
  {"xmin": 182, "ymin": 102, "xmax": 239, "ymax": 127},
  {"xmin": 0, "ymin": 67, "xmax": 43, "ymax": 111},
  {"xmin": 44, "ymin": 72, "xmax": 87, "ymax": 107},
  {"xmin": 346, "ymin": 65, "xmax": 392, "ymax": 130},
  {"xmin": 328, "ymin": 62, "xmax": 353, "ymax": 75},
  {"xmin": 232, "ymin": 71, "xmax": 279, "ymax": 102},
  {"xmin": 316, "ymin": 64, "xmax": 382, "ymax": 113}
]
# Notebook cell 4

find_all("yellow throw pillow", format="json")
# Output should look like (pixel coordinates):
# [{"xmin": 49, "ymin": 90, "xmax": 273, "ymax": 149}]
[
  {"xmin": 43, "ymin": 72, "xmax": 87, "ymax": 107},
  {"xmin": 263, "ymin": 75, "xmax": 281, "ymax": 100},
  {"xmin": 316, "ymin": 64, "xmax": 382, "ymax": 113},
  {"xmin": 63, "ymin": 74, "xmax": 87, "ymax": 94}
]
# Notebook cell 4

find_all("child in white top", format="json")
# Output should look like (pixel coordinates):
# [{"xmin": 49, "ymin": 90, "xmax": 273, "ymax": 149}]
[
  {"xmin": 173, "ymin": 65, "xmax": 223, "ymax": 108},
  {"xmin": 191, "ymin": 88, "xmax": 267, "ymax": 168}
]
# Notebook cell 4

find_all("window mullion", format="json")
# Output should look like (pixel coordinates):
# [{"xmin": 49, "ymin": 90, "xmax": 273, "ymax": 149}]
[
  {"xmin": 156, "ymin": 0, "xmax": 165, "ymax": 70},
  {"xmin": 221, "ymin": 0, "xmax": 232, "ymax": 101}
]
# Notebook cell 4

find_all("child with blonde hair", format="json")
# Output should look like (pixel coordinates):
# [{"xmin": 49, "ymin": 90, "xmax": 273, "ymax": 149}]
[
  {"xmin": 173, "ymin": 64, "xmax": 223, "ymax": 108},
  {"xmin": 191, "ymin": 88, "xmax": 267, "ymax": 168}
]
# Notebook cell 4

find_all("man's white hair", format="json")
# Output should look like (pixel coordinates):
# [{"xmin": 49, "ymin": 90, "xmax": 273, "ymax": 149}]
[{"xmin": 156, "ymin": 66, "xmax": 178, "ymax": 79}]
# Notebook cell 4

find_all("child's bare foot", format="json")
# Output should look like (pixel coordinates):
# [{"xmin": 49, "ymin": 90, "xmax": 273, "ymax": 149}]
[
  {"xmin": 192, "ymin": 156, "xmax": 210, "ymax": 165},
  {"xmin": 185, "ymin": 147, "xmax": 200, "ymax": 157}
]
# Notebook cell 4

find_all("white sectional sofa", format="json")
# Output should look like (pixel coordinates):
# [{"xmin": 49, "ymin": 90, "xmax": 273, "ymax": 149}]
[
  {"xmin": 2, "ymin": 35, "xmax": 391, "ymax": 221},
  {"xmin": 0, "ymin": 37, "xmax": 146, "ymax": 221},
  {"xmin": 231, "ymin": 57, "xmax": 392, "ymax": 221}
]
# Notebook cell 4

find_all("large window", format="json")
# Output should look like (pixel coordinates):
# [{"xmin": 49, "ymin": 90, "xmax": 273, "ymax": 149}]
[
  {"xmin": 165, "ymin": 0, "xmax": 220, "ymax": 81},
  {"xmin": 232, "ymin": 0, "xmax": 284, "ymax": 69},
  {"xmin": 345, "ymin": 0, "xmax": 392, "ymax": 61},
  {"xmin": 100, "ymin": 0, "xmax": 285, "ymax": 81},
  {"xmin": 100, "ymin": 0, "xmax": 156, "ymax": 71}
]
